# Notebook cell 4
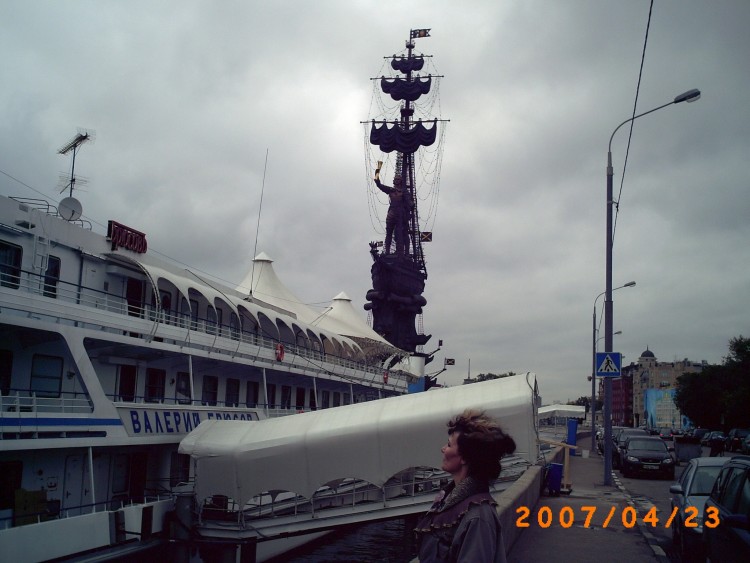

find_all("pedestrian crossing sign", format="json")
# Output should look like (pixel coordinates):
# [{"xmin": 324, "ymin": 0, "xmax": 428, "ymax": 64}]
[{"xmin": 595, "ymin": 352, "xmax": 621, "ymax": 377}]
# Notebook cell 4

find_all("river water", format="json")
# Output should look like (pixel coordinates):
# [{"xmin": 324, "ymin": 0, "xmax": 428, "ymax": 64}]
[{"xmin": 272, "ymin": 516, "xmax": 420, "ymax": 562}]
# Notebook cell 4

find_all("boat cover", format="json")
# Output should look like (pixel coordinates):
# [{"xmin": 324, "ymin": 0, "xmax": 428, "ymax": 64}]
[
  {"xmin": 179, "ymin": 373, "xmax": 538, "ymax": 505},
  {"xmin": 537, "ymin": 404, "xmax": 586, "ymax": 418}
]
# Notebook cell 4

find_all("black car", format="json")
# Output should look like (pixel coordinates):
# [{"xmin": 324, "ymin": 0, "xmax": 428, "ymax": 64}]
[
  {"xmin": 702, "ymin": 455, "xmax": 750, "ymax": 562},
  {"xmin": 620, "ymin": 436, "xmax": 675, "ymax": 479},
  {"xmin": 725, "ymin": 428, "xmax": 750, "ymax": 453},
  {"xmin": 669, "ymin": 456, "xmax": 729, "ymax": 562},
  {"xmin": 613, "ymin": 428, "xmax": 649, "ymax": 469}
]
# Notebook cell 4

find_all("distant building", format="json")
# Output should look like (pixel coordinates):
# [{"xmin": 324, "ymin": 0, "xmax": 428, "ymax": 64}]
[
  {"xmin": 611, "ymin": 363, "xmax": 635, "ymax": 427},
  {"xmin": 631, "ymin": 348, "xmax": 705, "ymax": 428}
]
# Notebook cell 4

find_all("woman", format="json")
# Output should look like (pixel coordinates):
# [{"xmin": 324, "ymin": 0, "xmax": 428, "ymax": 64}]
[{"xmin": 414, "ymin": 409, "xmax": 516, "ymax": 562}]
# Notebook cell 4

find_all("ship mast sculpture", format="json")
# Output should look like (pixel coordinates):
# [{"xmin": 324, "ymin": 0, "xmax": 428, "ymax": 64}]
[{"xmin": 364, "ymin": 28, "xmax": 448, "ymax": 380}]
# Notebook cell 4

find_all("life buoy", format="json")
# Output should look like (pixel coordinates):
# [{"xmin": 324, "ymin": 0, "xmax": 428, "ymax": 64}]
[
  {"xmin": 383, "ymin": 371, "xmax": 389, "ymax": 384},
  {"xmin": 275, "ymin": 343, "xmax": 285, "ymax": 362}
]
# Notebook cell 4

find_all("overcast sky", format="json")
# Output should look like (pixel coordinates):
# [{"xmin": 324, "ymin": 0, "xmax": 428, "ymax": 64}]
[{"xmin": 2, "ymin": 1, "xmax": 748, "ymax": 404}]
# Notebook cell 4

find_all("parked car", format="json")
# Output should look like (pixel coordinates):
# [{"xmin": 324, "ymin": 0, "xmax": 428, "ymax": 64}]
[
  {"xmin": 725, "ymin": 428, "xmax": 750, "ymax": 453},
  {"xmin": 691, "ymin": 428, "xmax": 710, "ymax": 442},
  {"xmin": 669, "ymin": 456, "xmax": 730, "ymax": 562},
  {"xmin": 596, "ymin": 425, "xmax": 624, "ymax": 455},
  {"xmin": 620, "ymin": 436, "xmax": 675, "ymax": 479},
  {"xmin": 702, "ymin": 455, "xmax": 750, "ymax": 562},
  {"xmin": 742, "ymin": 433, "xmax": 750, "ymax": 455},
  {"xmin": 658, "ymin": 427, "xmax": 675, "ymax": 440},
  {"xmin": 701, "ymin": 430, "xmax": 725, "ymax": 447},
  {"xmin": 613, "ymin": 428, "xmax": 649, "ymax": 469}
]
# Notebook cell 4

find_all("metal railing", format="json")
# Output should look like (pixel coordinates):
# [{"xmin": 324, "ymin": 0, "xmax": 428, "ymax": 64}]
[{"xmin": 1, "ymin": 267, "xmax": 412, "ymax": 390}]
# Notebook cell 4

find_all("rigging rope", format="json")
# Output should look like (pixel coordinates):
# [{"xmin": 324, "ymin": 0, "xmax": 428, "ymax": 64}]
[{"xmin": 612, "ymin": 0, "xmax": 654, "ymax": 245}]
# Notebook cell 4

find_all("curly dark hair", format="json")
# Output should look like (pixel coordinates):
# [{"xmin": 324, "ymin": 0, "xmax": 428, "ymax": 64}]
[{"xmin": 448, "ymin": 409, "xmax": 517, "ymax": 481}]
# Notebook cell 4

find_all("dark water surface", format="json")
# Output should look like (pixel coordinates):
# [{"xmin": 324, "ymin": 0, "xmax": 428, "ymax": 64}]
[{"xmin": 270, "ymin": 517, "xmax": 419, "ymax": 562}]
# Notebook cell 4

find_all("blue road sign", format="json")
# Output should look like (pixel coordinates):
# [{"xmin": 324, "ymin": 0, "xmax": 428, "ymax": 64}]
[{"xmin": 596, "ymin": 352, "xmax": 621, "ymax": 377}]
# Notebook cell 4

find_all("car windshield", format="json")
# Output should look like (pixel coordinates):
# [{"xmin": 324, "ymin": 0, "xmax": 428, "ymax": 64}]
[
  {"xmin": 689, "ymin": 466, "xmax": 722, "ymax": 495},
  {"xmin": 627, "ymin": 440, "xmax": 666, "ymax": 452},
  {"xmin": 618, "ymin": 430, "xmax": 646, "ymax": 444}
]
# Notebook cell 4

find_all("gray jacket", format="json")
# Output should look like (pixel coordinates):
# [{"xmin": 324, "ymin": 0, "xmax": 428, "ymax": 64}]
[{"xmin": 416, "ymin": 493, "xmax": 507, "ymax": 563}]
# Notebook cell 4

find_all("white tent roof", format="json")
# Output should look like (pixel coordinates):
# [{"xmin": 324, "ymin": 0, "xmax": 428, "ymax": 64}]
[
  {"xmin": 236, "ymin": 252, "xmax": 319, "ymax": 322},
  {"xmin": 538, "ymin": 404, "xmax": 586, "ymax": 418},
  {"xmin": 313, "ymin": 292, "xmax": 393, "ymax": 346},
  {"xmin": 179, "ymin": 373, "xmax": 538, "ymax": 506}
]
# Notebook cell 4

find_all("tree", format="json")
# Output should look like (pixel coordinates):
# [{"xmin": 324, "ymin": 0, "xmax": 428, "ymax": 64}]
[
  {"xmin": 675, "ymin": 335, "xmax": 750, "ymax": 430},
  {"xmin": 464, "ymin": 372, "xmax": 516, "ymax": 384},
  {"xmin": 569, "ymin": 395, "xmax": 602, "ymax": 415}
]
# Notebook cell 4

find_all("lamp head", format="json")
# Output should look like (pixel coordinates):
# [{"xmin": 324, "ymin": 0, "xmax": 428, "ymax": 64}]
[
  {"xmin": 624, "ymin": 281, "xmax": 636, "ymax": 287},
  {"xmin": 674, "ymin": 89, "xmax": 701, "ymax": 104}
]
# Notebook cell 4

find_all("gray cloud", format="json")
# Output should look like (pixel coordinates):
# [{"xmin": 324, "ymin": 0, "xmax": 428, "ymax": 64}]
[{"xmin": 2, "ymin": 0, "xmax": 748, "ymax": 403}]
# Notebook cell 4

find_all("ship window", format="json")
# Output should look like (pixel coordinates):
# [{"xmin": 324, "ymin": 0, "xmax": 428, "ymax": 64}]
[
  {"xmin": 332, "ymin": 391, "xmax": 341, "ymax": 407},
  {"xmin": 112, "ymin": 454, "xmax": 130, "ymax": 494},
  {"xmin": 126, "ymin": 278, "xmax": 144, "ymax": 318},
  {"xmin": 229, "ymin": 313, "xmax": 240, "ymax": 340},
  {"xmin": 295, "ymin": 387, "xmax": 306, "ymax": 410},
  {"xmin": 155, "ymin": 290, "xmax": 172, "ymax": 323},
  {"xmin": 170, "ymin": 452, "xmax": 191, "ymax": 487},
  {"xmin": 190, "ymin": 299, "xmax": 199, "ymax": 330},
  {"xmin": 30, "ymin": 354, "xmax": 63, "ymax": 398},
  {"xmin": 245, "ymin": 381, "xmax": 259, "ymax": 407},
  {"xmin": 309, "ymin": 388, "xmax": 317, "ymax": 410},
  {"xmin": 0, "ymin": 241, "xmax": 22, "ymax": 289},
  {"xmin": 343, "ymin": 392, "xmax": 351, "ymax": 405},
  {"xmin": 118, "ymin": 365, "xmax": 137, "ymax": 402},
  {"xmin": 266, "ymin": 384, "xmax": 276, "ymax": 408},
  {"xmin": 207, "ymin": 307, "xmax": 217, "ymax": 335},
  {"xmin": 43, "ymin": 255, "xmax": 61, "ymax": 298},
  {"xmin": 321, "ymin": 390, "xmax": 330, "ymax": 409},
  {"xmin": 225, "ymin": 378, "xmax": 240, "ymax": 407},
  {"xmin": 0, "ymin": 461, "xmax": 23, "ymax": 510},
  {"xmin": 145, "ymin": 368, "xmax": 166, "ymax": 403},
  {"xmin": 0, "ymin": 349, "xmax": 12, "ymax": 395},
  {"xmin": 281, "ymin": 385, "xmax": 292, "ymax": 410},
  {"xmin": 176, "ymin": 372, "xmax": 191, "ymax": 405},
  {"xmin": 202, "ymin": 375, "xmax": 218, "ymax": 406}
]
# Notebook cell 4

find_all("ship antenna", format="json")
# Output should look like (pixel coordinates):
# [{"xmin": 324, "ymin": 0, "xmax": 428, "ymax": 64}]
[
  {"xmin": 250, "ymin": 148, "xmax": 270, "ymax": 294},
  {"xmin": 58, "ymin": 129, "xmax": 94, "ymax": 197}
]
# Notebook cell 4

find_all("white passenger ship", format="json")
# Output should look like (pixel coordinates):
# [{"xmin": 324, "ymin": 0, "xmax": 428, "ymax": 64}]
[{"xmin": 0, "ymin": 168, "xmax": 417, "ymax": 561}]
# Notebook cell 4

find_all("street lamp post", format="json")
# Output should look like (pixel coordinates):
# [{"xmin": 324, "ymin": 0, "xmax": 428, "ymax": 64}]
[
  {"xmin": 591, "ymin": 277, "xmax": 632, "ymax": 454},
  {"xmin": 603, "ymin": 88, "xmax": 700, "ymax": 486}
]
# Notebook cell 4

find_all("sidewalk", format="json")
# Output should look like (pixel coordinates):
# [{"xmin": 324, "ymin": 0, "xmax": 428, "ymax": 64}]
[{"xmin": 507, "ymin": 449, "xmax": 667, "ymax": 563}]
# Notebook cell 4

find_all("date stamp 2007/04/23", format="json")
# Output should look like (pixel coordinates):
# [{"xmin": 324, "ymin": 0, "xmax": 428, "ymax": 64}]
[{"xmin": 515, "ymin": 505, "xmax": 719, "ymax": 529}]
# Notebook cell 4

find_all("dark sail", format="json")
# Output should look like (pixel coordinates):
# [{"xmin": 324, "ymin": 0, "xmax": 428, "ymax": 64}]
[
  {"xmin": 391, "ymin": 55, "xmax": 425, "ymax": 73},
  {"xmin": 369, "ymin": 119, "xmax": 438, "ymax": 154},
  {"xmin": 380, "ymin": 75, "xmax": 432, "ymax": 102}
]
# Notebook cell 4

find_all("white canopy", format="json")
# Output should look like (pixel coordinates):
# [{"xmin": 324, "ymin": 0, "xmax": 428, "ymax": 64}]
[
  {"xmin": 538, "ymin": 404, "xmax": 586, "ymax": 418},
  {"xmin": 179, "ymin": 373, "xmax": 538, "ymax": 505}
]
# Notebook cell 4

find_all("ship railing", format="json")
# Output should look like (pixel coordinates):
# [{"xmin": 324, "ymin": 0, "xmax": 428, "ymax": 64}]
[
  {"xmin": 3, "ymin": 267, "xmax": 410, "ymax": 389},
  {"xmin": 1, "ymin": 389, "xmax": 93, "ymax": 414},
  {"xmin": 7, "ymin": 197, "xmax": 93, "ymax": 230},
  {"xmin": 197, "ymin": 468, "xmax": 452, "ymax": 526},
  {"xmin": 198, "ymin": 460, "xmax": 528, "ymax": 527},
  {"xmin": 0, "ymin": 493, "xmax": 172, "ymax": 529}
]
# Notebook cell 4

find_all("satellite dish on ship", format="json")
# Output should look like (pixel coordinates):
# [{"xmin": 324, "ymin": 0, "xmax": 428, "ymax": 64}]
[{"xmin": 58, "ymin": 196, "xmax": 82, "ymax": 221}]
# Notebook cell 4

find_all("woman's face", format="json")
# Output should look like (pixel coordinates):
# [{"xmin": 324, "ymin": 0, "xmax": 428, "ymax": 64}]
[{"xmin": 441, "ymin": 432, "xmax": 465, "ymax": 475}]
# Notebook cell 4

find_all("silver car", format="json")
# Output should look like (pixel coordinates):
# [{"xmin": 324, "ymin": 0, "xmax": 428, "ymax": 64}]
[{"xmin": 669, "ymin": 456, "xmax": 730, "ymax": 562}]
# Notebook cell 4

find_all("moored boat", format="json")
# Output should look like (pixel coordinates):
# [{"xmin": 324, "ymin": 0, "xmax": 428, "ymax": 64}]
[{"xmin": 0, "ymin": 143, "xmax": 415, "ymax": 561}]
